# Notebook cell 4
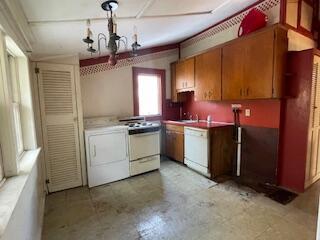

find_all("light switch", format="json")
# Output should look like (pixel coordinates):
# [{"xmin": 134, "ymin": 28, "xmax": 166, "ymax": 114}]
[{"xmin": 245, "ymin": 109, "xmax": 251, "ymax": 117}]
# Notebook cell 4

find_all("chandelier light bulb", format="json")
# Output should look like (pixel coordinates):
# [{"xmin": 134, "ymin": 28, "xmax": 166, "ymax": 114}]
[{"xmin": 133, "ymin": 25, "xmax": 138, "ymax": 42}]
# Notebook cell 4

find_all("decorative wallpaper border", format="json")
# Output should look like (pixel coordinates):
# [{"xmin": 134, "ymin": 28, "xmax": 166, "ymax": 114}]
[
  {"xmin": 180, "ymin": 0, "xmax": 280, "ymax": 49},
  {"xmin": 80, "ymin": 48, "xmax": 178, "ymax": 76}
]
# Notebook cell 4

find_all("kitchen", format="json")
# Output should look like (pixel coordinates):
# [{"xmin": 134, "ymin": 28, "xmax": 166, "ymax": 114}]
[{"xmin": 0, "ymin": 0, "xmax": 319, "ymax": 239}]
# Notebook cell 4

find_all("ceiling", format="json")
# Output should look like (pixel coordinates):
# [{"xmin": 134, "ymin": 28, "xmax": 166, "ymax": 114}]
[{"xmin": 18, "ymin": 0, "xmax": 257, "ymax": 59}]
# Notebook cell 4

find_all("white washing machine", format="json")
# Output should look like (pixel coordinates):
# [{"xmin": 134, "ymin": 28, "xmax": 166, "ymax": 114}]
[{"xmin": 84, "ymin": 117, "xmax": 130, "ymax": 188}]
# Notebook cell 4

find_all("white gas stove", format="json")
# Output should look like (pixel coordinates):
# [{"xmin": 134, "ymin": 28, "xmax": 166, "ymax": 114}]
[{"xmin": 119, "ymin": 117, "xmax": 161, "ymax": 176}]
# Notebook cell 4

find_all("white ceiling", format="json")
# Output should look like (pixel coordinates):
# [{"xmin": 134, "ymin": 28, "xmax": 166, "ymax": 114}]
[{"xmin": 18, "ymin": 0, "xmax": 257, "ymax": 59}]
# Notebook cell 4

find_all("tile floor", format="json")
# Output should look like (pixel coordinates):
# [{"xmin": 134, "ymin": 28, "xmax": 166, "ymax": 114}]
[{"xmin": 42, "ymin": 158, "xmax": 318, "ymax": 240}]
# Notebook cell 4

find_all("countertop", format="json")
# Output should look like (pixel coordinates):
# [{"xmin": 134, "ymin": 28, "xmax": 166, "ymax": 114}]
[{"xmin": 162, "ymin": 120, "xmax": 234, "ymax": 129}]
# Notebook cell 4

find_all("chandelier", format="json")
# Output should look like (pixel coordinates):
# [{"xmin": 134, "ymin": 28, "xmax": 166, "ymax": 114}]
[{"xmin": 82, "ymin": 0, "xmax": 141, "ymax": 65}]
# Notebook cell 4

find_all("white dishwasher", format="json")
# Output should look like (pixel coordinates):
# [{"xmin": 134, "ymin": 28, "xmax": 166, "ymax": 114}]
[{"xmin": 184, "ymin": 127, "xmax": 210, "ymax": 177}]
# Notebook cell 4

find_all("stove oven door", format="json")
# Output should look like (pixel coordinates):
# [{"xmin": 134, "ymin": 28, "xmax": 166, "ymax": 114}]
[{"xmin": 129, "ymin": 131, "xmax": 160, "ymax": 161}]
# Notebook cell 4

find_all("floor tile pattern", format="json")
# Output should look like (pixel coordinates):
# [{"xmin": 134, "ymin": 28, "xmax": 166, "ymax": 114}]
[{"xmin": 42, "ymin": 159, "xmax": 318, "ymax": 240}]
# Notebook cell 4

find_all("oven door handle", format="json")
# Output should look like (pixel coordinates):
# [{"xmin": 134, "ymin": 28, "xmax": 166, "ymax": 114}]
[{"xmin": 131, "ymin": 131, "xmax": 160, "ymax": 137}]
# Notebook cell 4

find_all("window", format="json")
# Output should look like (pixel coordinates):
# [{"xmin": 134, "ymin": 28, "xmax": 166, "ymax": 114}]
[
  {"xmin": 137, "ymin": 74, "xmax": 161, "ymax": 116},
  {"xmin": 0, "ymin": 32, "xmax": 37, "ymax": 178},
  {"xmin": 133, "ymin": 67, "xmax": 165, "ymax": 118},
  {"xmin": 7, "ymin": 54, "xmax": 24, "ymax": 159}
]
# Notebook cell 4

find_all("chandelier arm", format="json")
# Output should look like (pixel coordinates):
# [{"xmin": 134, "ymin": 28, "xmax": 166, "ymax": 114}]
[
  {"xmin": 97, "ymin": 33, "xmax": 107, "ymax": 54},
  {"xmin": 118, "ymin": 36, "xmax": 128, "ymax": 50}
]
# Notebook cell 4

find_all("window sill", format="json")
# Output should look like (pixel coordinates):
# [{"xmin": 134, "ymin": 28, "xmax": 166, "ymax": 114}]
[{"xmin": 0, "ymin": 148, "xmax": 41, "ymax": 237}]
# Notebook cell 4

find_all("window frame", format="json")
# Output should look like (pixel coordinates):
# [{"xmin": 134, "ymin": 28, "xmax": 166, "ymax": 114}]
[
  {"xmin": 132, "ymin": 67, "xmax": 166, "ymax": 120},
  {"xmin": 7, "ymin": 53, "xmax": 24, "ymax": 159},
  {"xmin": 0, "ymin": 32, "xmax": 37, "ymax": 177}
]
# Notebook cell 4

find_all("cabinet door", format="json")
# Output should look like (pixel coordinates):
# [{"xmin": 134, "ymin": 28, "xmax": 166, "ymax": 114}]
[
  {"xmin": 171, "ymin": 62, "xmax": 186, "ymax": 102},
  {"xmin": 176, "ymin": 58, "xmax": 195, "ymax": 90},
  {"xmin": 165, "ymin": 130, "xmax": 173, "ymax": 158},
  {"xmin": 195, "ymin": 48, "xmax": 222, "ymax": 101},
  {"xmin": 172, "ymin": 131, "xmax": 184, "ymax": 163},
  {"xmin": 185, "ymin": 58, "xmax": 195, "ymax": 89},
  {"xmin": 222, "ymin": 41, "xmax": 245, "ymax": 100},
  {"xmin": 243, "ymin": 30, "xmax": 274, "ymax": 99},
  {"xmin": 176, "ymin": 61, "xmax": 185, "ymax": 90}
]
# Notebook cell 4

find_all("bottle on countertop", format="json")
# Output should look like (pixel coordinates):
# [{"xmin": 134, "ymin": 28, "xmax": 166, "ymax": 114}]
[{"xmin": 207, "ymin": 115, "xmax": 212, "ymax": 123}]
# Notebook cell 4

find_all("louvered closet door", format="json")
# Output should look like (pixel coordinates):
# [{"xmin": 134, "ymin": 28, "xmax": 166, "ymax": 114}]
[
  {"xmin": 37, "ymin": 63, "xmax": 82, "ymax": 192},
  {"xmin": 305, "ymin": 56, "xmax": 320, "ymax": 188}
]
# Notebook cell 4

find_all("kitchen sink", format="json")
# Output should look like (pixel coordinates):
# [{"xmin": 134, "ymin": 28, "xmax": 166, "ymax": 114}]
[{"xmin": 177, "ymin": 120, "xmax": 198, "ymax": 123}]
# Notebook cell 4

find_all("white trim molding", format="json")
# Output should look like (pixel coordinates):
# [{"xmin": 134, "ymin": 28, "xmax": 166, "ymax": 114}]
[{"xmin": 0, "ymin": 0, "xmax": 34, "ymax": 54}]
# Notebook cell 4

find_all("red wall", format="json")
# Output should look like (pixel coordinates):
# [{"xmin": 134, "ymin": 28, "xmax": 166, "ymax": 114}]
[
  {"xmin": 278, "ymin": 50, "xmax": 313, "ymax": 193},
  {"xmin": 182, "ymin": 92, "xmax": 281, "ymax": 129}
]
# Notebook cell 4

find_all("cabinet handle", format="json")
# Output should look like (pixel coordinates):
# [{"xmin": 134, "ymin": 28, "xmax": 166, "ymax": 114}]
[
  {"xmin": 240, "ymin": 89, "xmax": 242, "ymax": 97},
  {"xmin": 246, "ymin": 88, "xmax": 249, "ymax": 96}
]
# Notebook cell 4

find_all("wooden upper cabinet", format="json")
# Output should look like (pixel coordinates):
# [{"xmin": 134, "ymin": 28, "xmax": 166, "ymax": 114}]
[
  {"xmin": 222, "ymin": 40, "xmax": 245, "ymax": 100},
  {"xmin": 176, "ymin": 57, "xmax": 195, "ymax": 91},
  {"xmin": 243, "ymin": 29, "xmax": 274, "ymax": 99},
  {"xmin": 195, "ymin": 48, "xmax": 222, "ymax": 101},
  {"xmin": 222, "ymin": 25, "xmax": 288, "ymax": 100},
  {"xmin": 171, "ymin": 62, "xmax": 187, "ymax": 103}
]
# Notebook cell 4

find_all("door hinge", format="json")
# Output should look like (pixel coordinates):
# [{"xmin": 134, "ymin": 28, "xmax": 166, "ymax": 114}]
[
  {"xmin": 35, "ymin": 67, "xmax": 40, "ymax": 74},
  {"xmin": 45, "ymin": 179, "xmax": 50, "ymax": 184}
]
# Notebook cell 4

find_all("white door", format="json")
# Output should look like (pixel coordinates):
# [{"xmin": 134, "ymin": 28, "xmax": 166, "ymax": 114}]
[
  {"xmin": 37, "ymin": 63, "xmax": 82, "ymax": 192},
  {"xmin": 86, "ymin": 128, "xmax": 129, "ymax": 188},
  {"xmin": 306, "ymin": 56, "xmax": 320, "ymax": 188}
]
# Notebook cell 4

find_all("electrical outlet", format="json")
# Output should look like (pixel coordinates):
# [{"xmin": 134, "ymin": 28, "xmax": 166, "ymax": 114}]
[{"xmin": 245, "ymin": 109, "xmax": 251, "ymax": 117}]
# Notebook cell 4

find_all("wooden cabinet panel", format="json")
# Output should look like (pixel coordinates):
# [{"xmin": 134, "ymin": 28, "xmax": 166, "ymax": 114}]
[
  {"xmin": 222, "ymin": 25, "xmax": 288, "ymax": 100},
  {"xmin": 165, "ymin": 130, "xmax": 173, "ymax": 158},
  {"xmin": 165, "ymin": 124, "xmax": 184, "ymax": 163},
  {"xmin": 166, "ymin": 124, "xmax": 184, "ymax": 133},
  {"xmin": 176, "ymin": 58, "xmax": 195, "ymax": 91},
  {"xmin": 210, "ymin": 127, "xmax": 234, "ymax": 179},
  {"xmin": 185, "ymin": 58, "xmax": 195, "ymax": 89},
  {"xmin": 195, "ymin": 48, "xmax": 222, "ymax": 101},
  {"xmin": 222, "ymin": 40, "xmax": 245, "ymax": 100},
  {"xmin": 172, "ymin": 131, "xmax": 184, "ymax": 163},
  {"xmin": 243, "ymin": 29, "xmax": 274, "ymax": 99},
  {"xmin": 171, "ymin": 63, "xmax": 187, "ymax": 103}
]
